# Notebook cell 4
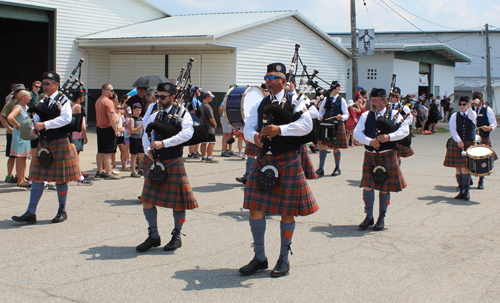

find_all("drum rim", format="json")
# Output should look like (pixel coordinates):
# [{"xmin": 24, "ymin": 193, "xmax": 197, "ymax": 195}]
[
  {"xmin": 222, "ymin": 85, "xmax": 264, "ymax": 131},
  {"xmin": 466, "ymin": 144, "xmax": 493, "ymax": 159},
  {"xmin": 468, "ymin": 168, "xmax": 494, "ymax": 177}
]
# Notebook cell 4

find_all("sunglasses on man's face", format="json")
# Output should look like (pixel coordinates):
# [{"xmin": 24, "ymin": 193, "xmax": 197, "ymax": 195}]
[
  {"xmin": 264, "ymin": 75, "xmax": 284, "ymax": 81},
  {"xmin": 155, "ymin": 94, "xmax": 172, "ymax": 100},
  {"xmin": 41, "ymin": 81, "xmax": 56, "ymax": 86},
  {"xmin": 459, "ymin": 103, "xmax": 468, "ymax": 106},
  {"xmin": 34, "ymin": 86, "xmax": 41, "ymax": 88}
]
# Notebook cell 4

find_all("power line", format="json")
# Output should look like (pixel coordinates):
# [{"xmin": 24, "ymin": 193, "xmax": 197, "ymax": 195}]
[{"xmin": 386, "ymin": 0, "xmax": 458, "ymax": 30}]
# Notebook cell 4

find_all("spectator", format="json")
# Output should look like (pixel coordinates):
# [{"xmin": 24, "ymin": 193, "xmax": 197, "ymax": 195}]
[
  {"xmin": 120, "ymin": 95, "xmax": 131, "ymax": 165},
  {"xmin": 95, "ymin": 83, "xmax": 119, "ymax": 179},
  {"xmin": 199, "ymin": 91, "xmax": 218, "ymax": 163},
  {"xmin": 115, "ymin": 101, "xmax": 128, "ymax": 171},
  {"xmin": 124, "ymin": 87, "xmax": 148, "ymax": 118},
  {"xmin": 109, "ymin": 93, "xmax": 121, "ymax": 174},
  {"xmin": 5, "ymin": 83, "xmax": 17, "ymax": 103},
  {"xmin": 187, "ymin": 87, "xmax": 202, "ymax": 159},
  {"xmin": 128, "ymin": 103, "xmax": 144, "ymax": 177},
  {"xmin": 345, "ymin": 99, "xmax": 358, "ymax": 146},
  {"xmin": 71, "ymin": 89, "xmax": 92, "ymax": 185},
  {"xmin": 219, "ymin": 99, "xmax": 234, "ymax": 157},
  {"xmin": 0, "ymin": 84, "xmax": 26, "ymax": 183},
  {"xmin": 354, "ymin": 86, "xmax": 363, "ymax": 101},
  {"xmin": 7, "ymin": 90, "xmax": 31, "ymax": 187},
  {"xmin": 28, "ymin": 81, "xmax": 41, "ymax": 108}
]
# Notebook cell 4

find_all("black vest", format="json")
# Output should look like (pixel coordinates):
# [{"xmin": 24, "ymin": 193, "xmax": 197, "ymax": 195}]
[
  {"xmin": 364, "ymin": 111, "xmax": 397, "ymax": 152},
  {"xmin": 39, "ymin": 95, "xmax": 69, "ymax": 141},
  {"xmin": 475, "ymin": 106, "xmax": 491, "ymax": 137},
  {"xmin": 455, "ymin": 112, "xmax": 475, "ymax": 142},
  {"xmin": 257, "ymin": 94, "xmax": 301, "ymax": 156},
  {"xmin": 323, "ymin": 95, "xmax": 343, "ymax": 120},
  {"xmin": 153, "ymin": 111, "xmax": 183, "ymax": 161}
]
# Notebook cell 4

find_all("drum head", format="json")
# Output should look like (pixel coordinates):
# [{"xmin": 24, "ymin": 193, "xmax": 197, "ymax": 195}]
[{"xmin": 467, "ymin": 145, "xmax": 493, "ymax": 159}]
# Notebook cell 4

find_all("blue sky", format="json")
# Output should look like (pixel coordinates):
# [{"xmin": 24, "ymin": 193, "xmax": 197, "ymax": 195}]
[{"xmin": 150, "ymin": 0, "xmax": 500, "ymax": 33}]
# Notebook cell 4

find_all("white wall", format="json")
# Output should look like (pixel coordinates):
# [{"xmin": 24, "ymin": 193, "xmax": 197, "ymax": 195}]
[
  {"xmin": 6, "ymin": 0, "xmax": 166, "ymax": 87},
  {"xmin": 432, "ymin": 64, "xmax": 456, "ymax": 97},
  {"xmin": 393, "ymin": 59, "xmax": 420, "ymax": 96},
  {"xmin": 346, "ymin": 52, "xmax": 394, "ymax": 99},
  {"xmin": 218, "ymin": 16, "xmax": 348, "ymax": 94},
  {"xmin": 108, "ymin": 54, "xmax": 165, "ymax": 90}
]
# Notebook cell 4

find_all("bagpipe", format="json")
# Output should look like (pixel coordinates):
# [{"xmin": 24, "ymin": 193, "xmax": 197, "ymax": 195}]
[
  {"xmin": 145, "ymin": 58, "xmax": 209, "ymax": 147},
  {"xmin": 27, "ymin": 59, "xmax": 86, "ymax": 134},
  {"xmin": 375, "ymin": 74, "xmax": 412, "ymax": 147}
]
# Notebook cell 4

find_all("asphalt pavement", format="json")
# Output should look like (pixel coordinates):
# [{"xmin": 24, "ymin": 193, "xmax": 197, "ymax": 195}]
[{"xmin": 0, "ymin": 121, "xmax": 499, "ymax": 302}]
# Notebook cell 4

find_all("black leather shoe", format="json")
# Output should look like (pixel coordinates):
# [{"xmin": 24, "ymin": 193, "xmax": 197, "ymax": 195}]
[
  {"xmin": 358, "ymin": 216, "xmax": 374, "ymax": 230},
  {"xmin": 136, "ymin": 228, "xmax": 161, "ymax": 252},
  {"xmin": 309, "ymin": 145, "xmax": 317, "ymax": 153},
  {"xmin": 239, "ymin": 256, "xmax": 268, "ymax": 275},
  {"xmin": 12, "ymin": 211, "xmax": 37, "ymax": 224},
  {"xmin": 331, "ymin": 167, "xmax": 341, "ymax": 176},
  {"xmin": 52, "ymin": 211, "xmax": 67, "ymax": 223},
  {"xmin": 235, "ymin": 176, "xmax": 247, "ymax": 184},
  {"xmin": 271, "ymin": 258, "xmax": 290, "ymax": 278},
  {"xmin": 315, "ymin": 168, "xmax": 324, "ymax": 176},
  {"xmin": 469, "ymin": 178, "xmax": 473, "ymax": 186},
  {"xmin": 463, "ymin": 186, "xmax": 470, "ymax": 201},
  {"xmin": 478, "ymin": 177, "xmax": 484, "ymax": 189},
  {"xmin": 373, "ymin": 212, "xmax": 386, "ymax": 231},
  {"xmin": 454, "ymin": 186, "xmax": 464, "ymax": 199},
  {"xmin": 164, "ymin": 229, "xmax": 182, "ymax": 251}
]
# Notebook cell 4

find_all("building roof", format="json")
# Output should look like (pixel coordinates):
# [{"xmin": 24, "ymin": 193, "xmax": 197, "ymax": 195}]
[
  {"xmin": 77, "ymin": 10, "xmax": 350, "ymax": 57},
  {"xmin": 140, "ymin": 0, "xmax": 172, "ymax": 16},
  {"xmin": 341, "ymin": 43, "xmax": 470, "ymax": 63},
  {"xmin": 455, "ymin": 77, "xmax": 500, "ymax": 90}
]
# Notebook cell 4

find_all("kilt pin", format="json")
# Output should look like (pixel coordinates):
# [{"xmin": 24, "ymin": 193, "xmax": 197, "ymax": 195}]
[
  {"xmin": 396, "ymin": 143, "xmax": 414, "ymax": 158},
  {"xmin": 300, "ymin": 144, "xmax": 318, "ymax": 179},
  {"xmin": 360, "ymin": 150, "xmax": 407, "ymax": 192},
  {"xmin": 443, "ymin": 138, "xmax": 474, "ymax": 168},
  {"xmin": 244, "ymin": 151, "xmax": 318, "ymax": 217},
  {"xmin": 141, "ymin": 157, "xmax": 198, "ymax": 210},
  {"xmin": 319, "ymin": 121, "xmax": 349, "ymax": 149},
  {"xmin": 30, "ymin": 137, "xmax": 79, "ymax": 183}
]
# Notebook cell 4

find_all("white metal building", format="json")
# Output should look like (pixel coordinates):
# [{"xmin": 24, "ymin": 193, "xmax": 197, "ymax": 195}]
[{"xmin": 76, "ymin": 10, "xmax": 350, "ymax": 115}]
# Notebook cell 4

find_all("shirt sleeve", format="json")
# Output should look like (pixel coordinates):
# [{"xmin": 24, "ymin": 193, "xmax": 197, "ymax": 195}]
[
  {"xmin": 318, "ymin": 98, "xmax": 327, "ymax": 118},
  {"xmin": 340, "ymin": 98, "xmax": 349, "ymax": 121},
  {"xmin": 243, "ymin": 98, "xmax": 261, "ymax": 144},
  {"xmin": 44, "ymin": 98, "xmax": 73, "ymax": 130},
  {"xmin": 353, "ymin": 111, "xmax": 372, "ymax": 146},
  {"xmin": 487, "ymin": 107, "xmax": 497, "ymax": 131},
  {"xmin": 279, "ymin": 97, "xmax": 313, "ymax": 136},
  {"xmin": 449, "ymin": 113, "xmax": 461, "ymax": 143},
  {"xmin": 465, "ymin": 107, "xmax": 477, "ymax": 123}
]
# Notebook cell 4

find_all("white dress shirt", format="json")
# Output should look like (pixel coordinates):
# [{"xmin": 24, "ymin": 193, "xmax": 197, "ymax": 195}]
[
  {"xmin": 243, "ymin": 89, "xmax": 312, "ymax": 144},
  {"xmin": 353, "ymin": 108, "xmax": 409, "ymax": 147},
  {"xmin": 318, "ymin": 94, "xmax": 349, "ymax": 121},
  {"xmin": 142, "ymin": 105, "xmax": 194, "ymax": 154},
  {"xmin": 34, "ymin": 91, "xmax": 72, "ymax": 129},
  {"xmin": 449, "ymin": 108, "xmax": 477, "ymax": 143}
]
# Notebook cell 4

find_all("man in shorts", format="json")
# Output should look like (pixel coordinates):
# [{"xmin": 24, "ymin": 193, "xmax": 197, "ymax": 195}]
[{"xmin": 199, "ymin": 91, "xmax": 218, "ymax": 163}]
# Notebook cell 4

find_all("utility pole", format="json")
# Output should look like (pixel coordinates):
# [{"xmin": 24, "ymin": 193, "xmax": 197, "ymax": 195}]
[
  {"xmin": 351, "ymin": 0, "xmax": 358, "ymax": 100},
  {"xmin": 485, "ymin": 24, "xmax": 494, "ymax": 112}
]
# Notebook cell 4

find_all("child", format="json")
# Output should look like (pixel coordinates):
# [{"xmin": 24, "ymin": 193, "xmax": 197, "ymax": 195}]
[{"xmin": 128, "ymin": 103, "xmax": 144, "ymax": 177}]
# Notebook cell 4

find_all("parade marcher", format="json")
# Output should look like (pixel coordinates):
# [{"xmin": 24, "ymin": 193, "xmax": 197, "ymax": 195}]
[
  {"xmin": 353, "ymin": 88, "xmax": 409, "ymax": 231},
  {"xmin": 471, "ymin": 91, "xmax": 497, "ymax": 189},
  {"xmin": 239, "ymin": 63, "xmax": 318, "ymax": 278},
  {"xmin": 12, "ymin": 72, "xmax": 79, "ymax": 224},
  {"xmin": 136, "ymin": 82, "xmax": 198, "ymax": 252},
  {"xmin": 388, "ymin": 87, "xmax": 414, "ymax": 160},
  {"xmin": 316, "ymin": 81, "xmax": 349, "ymax": 176},
  {"xmin": 443, "ymin": 96, "xmax": 477, "ymax": 201}
]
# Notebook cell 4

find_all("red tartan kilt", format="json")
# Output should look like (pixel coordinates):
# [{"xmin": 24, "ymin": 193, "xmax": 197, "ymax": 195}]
[
  {"xmin": 396, "ymin": 144, "xmax": 414, "ymax": 158},
  {"xmin": 319, "ymin": 122, "xmax": 348, "ymax": 149},
  {"xmin": 244, "ymin": 151, "xmax": 318, "ymax": 216},
  {"xmin": 245, "ymin": 143, "xmax": 261, "ymax": 158},
  {"xmin": 443, "ymin": 138, "xmax": 473, "ymax": 168},
  {"xmin": 360, "ymin": 149, "xmax": 407, "ymax": 192},
  {"xmin": 29, "ymin": 137, "xmax": 79, "ymax": 183},
  {"xmin": 141, "ymin": 157, "xmax": 198, "ymax": 209},
  {"xmin": 300, "ymin": 145, "xmax": 317, "ymax": 179},
  {"xmin": 480, "ymin": 137, "xmax": 498, "ymax": 161}
]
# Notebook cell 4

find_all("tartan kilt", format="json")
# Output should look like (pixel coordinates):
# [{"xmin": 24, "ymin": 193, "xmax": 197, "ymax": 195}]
[
  {"xmin": 245, "ymin": 143, "xmax": 261, "ymax": 158},
  {"xmin": 320, "ymin": 122, "xmax": 348, "ymax": 149},
  {"xmin": 300, "ymin": 145, "xmax": 318, "ymax": 179},
  {"xmin": 244, "ymin": 151, "xmax": 318, "ymax": 216},
  {"xmin": 443, "ymin": 138, "xmax": 473, "ymax": 168},
  {"xmin": 29, "ymin": 137, "xmax": 79, "ymax": 183},
  {"xmin": 480, "ymin": 137, "xmax": 498, "ymax": 161},
  {"xmin": 141, "ymin": 157, "xmax": 198, "ymax": 209},
  {"xmin": 360, "ymin": 149, "xmax": 407, "ymax": 192},
  {"xmin": 396, "ymin": 143, "xmax": 414, "ymax": 158}
]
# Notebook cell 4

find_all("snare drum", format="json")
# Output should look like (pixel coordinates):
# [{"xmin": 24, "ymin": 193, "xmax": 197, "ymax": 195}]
[
  {"xmin": 317, "ymin": 122, "xmax": 337, "ymax": 142},
  {"xmin": 465, "ymin": 144, "xmax": 495, "ymax": 177},
  {"xmin": 223, "ymin": 86, "xmax": 264, "ymax": 130}
]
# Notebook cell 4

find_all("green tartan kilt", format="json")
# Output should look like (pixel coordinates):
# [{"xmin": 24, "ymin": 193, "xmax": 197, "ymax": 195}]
[
  {"xmin": 443, "ymin": 138, "xmax": 473, "ymax": 168},
  {"xmin": 396, "ymin": 144, "xmax": 414, "ymax": 158},
  {"xmin": 141, "ymin": 157, "xmax": 198, "ymax": 209},
  {"xmin": 244, "ymin": 151, "xmax": 318, "ymax": 216},
  {"xmin": 360, "ymin": 149, "xmax": 407, "ymax": 192},
  {"xmin": 245, "ymin": 143, "xmax": 261, "ymax": 158},
  {"xmin": 29, "ymin": 137, "xmax": 79, "ymax": 183},
  {"xmin": 300, "ymin": 145, "xmax": 317, "ymax": 179}
]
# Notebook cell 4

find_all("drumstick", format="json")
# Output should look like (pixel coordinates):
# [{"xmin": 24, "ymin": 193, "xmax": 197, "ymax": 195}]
[{"xmin": 324, "ymin": 116, "xmax": 340, "ymax": 121}]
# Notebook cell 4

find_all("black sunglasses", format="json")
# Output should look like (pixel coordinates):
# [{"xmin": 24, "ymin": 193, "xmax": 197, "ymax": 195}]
[
  {"xmin": 41, "ymin": 81, "xmax": 56, "ymax": 86},
  {"xmin": 264, "ymin": 75, "xmax": 284, "ymax": 81},
  {"xmin": 459, "ymin": 103, "xmax": 468, "ymax": 106},
  {"xmin": 155, "ymin": 94, "xmax": 172, "ymax": 100}
]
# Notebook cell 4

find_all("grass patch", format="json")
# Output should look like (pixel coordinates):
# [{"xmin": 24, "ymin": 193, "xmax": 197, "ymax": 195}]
[{"xmin": 436, "ymin": 127, "xmax": 449, "ymax": 133}]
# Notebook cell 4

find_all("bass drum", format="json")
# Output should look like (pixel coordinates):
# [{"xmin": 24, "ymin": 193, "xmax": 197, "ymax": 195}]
[{"xmin": 223, "ymin": 86, "xmax": 264, "ymax": 130}]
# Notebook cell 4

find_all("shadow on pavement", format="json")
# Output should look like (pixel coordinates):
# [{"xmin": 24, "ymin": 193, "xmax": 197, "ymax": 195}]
[
  {"xmin": 172, "ymin": 266, "xmax": 267, "ymax": 290},
  {"xmin": 80, "ymin": 245, "xmax": 171, "ymax": 260},
  {"xmin": 419, "ymin": 195, "xmax": 480, "ymax": 206},
  {"xmin": 191, "ymin": 183, "xmax": 239, "ymax": 193},
  {"xmin": 434, "ymin": 185, "xmax": 459, "ymax": 193},
  {"xmin": 0, "ymin": 219, "xmax": 55, "ymax": 229},
  {"xmin": 104, "ymin": 199, "xmax": 141, "ymax": 207},
  {"xmin": 310, "ymin": 224, "xmax": 373, "ymax": 238},
  {"xmin": 346, "ymin": 179, "xmax": 361, "ymax": 188},
  {"xmin": 218, "ymin": 210, "xmax": 249, "ymax": 222}
]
